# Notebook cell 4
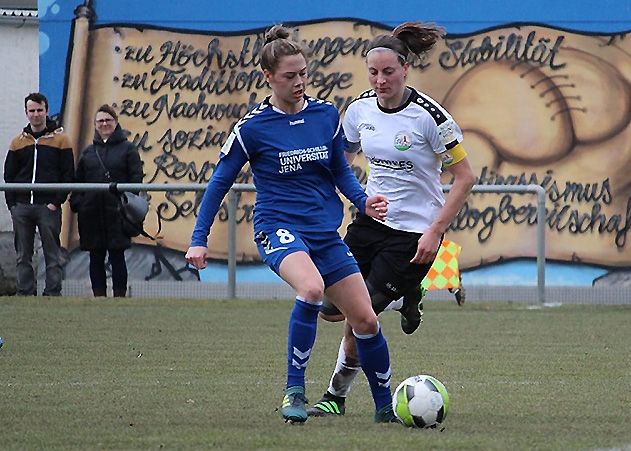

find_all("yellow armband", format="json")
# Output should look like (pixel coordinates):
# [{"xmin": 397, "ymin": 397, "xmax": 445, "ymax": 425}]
[{"xmin": 440, "ymin": 143, "xmax": 468, "ymax": 167}]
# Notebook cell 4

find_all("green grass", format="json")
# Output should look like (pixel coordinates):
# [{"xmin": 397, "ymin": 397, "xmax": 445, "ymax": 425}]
[{"xmin": 0, "ymin": 297, "xmax": 630, "ymax": 450}]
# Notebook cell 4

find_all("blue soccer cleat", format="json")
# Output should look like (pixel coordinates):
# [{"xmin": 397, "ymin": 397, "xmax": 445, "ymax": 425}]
[{"xmin": 281, "ymin": 386, "xmax": 308, "ymax": 424}]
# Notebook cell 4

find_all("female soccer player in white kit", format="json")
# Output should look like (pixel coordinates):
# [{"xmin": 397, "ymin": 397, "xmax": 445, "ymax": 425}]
[
  {"xmin": 186, "ymin": 25, "xmax": 400, "ymax": 424},
  {"xmin": 309, "ymin": 22, "xmax": 475, "ymax": 417}
]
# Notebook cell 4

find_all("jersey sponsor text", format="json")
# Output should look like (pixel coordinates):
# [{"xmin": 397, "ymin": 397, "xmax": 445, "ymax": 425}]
[{"xmin": 278, "ymin": 146, "xmax": 329, "ymax": 173}]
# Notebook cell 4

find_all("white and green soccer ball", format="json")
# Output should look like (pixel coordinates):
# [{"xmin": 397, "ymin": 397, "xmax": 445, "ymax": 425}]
[{"xmin": 392, "ymin": 375, "xmax": 449, "ymax": 428}]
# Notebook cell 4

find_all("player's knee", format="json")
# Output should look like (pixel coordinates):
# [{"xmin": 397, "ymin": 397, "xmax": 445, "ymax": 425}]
[
  {"xmin": 319, "ymin": 311, "xmax": 345, "ymax": 322},
  {"xmin": 366, "ymin": 280, "xmax": 393, "ymax": 315},
  {"xmin": 298, "ymin": 280, "xmax": 325, "ymax": 301},
  {"xmin": 319, "ymin": 298, "xmax": 343, "ymax": 321},
  {"xmin": 350, "ymin": 311, "xmax": 379, "ymax": 335}
]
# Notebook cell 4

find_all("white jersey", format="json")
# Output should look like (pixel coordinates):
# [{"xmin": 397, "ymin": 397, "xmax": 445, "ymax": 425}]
[{"xmin": 343, "ymin": 88, "xmax": 464, "ymax": 233}]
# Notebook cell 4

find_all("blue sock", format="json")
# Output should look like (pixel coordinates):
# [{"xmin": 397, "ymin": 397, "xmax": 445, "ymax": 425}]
[
  {"xmin": 354, "ymin": 325, "xmax": 392, "ymax": 411},
  {"xmin": 286, "ymin": 297, "xmax": 320, "ymax": 389}
]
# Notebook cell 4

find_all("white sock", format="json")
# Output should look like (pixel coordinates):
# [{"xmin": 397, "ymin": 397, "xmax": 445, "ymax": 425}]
[{"xmin": 327, "ymin": 338, "xmax": 361, "ymax": 398}]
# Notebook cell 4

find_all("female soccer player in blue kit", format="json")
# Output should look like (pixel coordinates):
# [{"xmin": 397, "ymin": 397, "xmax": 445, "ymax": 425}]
[{"xmin": 185, "ymin": 25, "xmax": 399, "ymax": 424}]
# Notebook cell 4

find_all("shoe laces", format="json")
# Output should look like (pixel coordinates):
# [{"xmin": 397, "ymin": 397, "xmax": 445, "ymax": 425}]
[
  {"xmin": 277, "ymin": 391, "xmax": 308, "ymax": 412},
  {"xmin": 288, "ymin": 392, "xmax": 308, "ymax": 406}
]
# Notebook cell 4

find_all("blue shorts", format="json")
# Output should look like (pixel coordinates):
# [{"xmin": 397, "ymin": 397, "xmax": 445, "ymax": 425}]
[{"xmin": 254, "ymin": 226, "xmax": 360, "ymax": 288}]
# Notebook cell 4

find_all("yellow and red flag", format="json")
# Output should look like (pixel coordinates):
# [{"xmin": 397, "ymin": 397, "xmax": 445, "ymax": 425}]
[{"xmin": 421, "ymin": 239, "xmax": 462, "ymax": 291}]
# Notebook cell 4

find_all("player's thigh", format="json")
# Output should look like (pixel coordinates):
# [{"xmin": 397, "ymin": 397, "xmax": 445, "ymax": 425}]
[
  {"xmin": 325, "ymin": 271, "xmax": 377, "ymax": 334},
  {"xmin": 254, "ymin": 226, "xmax": 306, "ymax": 271},
  {"xmin": 254, "ymin": 226, "xmax": 324, "ymax": 299},
  {"xmin": 343, "ymin": 215, "xmax": 383, "ymax": 277},
  {"xmin": 278, "ymin": 251, "xmax": 324, "ymax": 300},
  {"xmin": 319, "ymin": 297, "xmax": 343, "ymax": 320},
  {"xmin": 307, "ymin": 231, "xmax": 359, "ymax": 288},
  {"xmin": 366, "ymin": 231, "xmax": 429, "ymax": 299}
]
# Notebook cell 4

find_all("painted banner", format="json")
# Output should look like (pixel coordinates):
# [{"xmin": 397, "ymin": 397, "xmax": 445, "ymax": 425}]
[{"xmin": 61, "ymin": 15, "xmax": 631, "ymax": 268}]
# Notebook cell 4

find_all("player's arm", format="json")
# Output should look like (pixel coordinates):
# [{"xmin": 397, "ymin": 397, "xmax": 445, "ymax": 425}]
[
  {"xmin": 330, "ymin": 127, "xmax": 387, "ymax": 220},
  {"xmin": 428, "ymin": 145, "xmax": 475, "ymax": 236},
  {"xmin": 341, "ymin": 102, "xmax": 361, "ymax": 166},
  {"xmin": 334, "ymin": 157, "xmax": 388, "ymax": 221},
  {"xmin": 187, "ymin": 133, "xmax": 248, "ymax": 269},
  {"xmin": 413, "ymin": 144, "xmax": 475, "ymax": 264},
  {"xmin": 330, "ymin": 120, "xmax": 367, "ymax": 211},
  {"xmin": 331, "ymin": 148, "xmax": 368, "ymax": 213},
  {"xmin": 344, "ymin": 141, "xmax": 361, "ymax": 165},
  {"xmin": 412, "ymin": 110, "xmax": 474, "ymax": 263}
]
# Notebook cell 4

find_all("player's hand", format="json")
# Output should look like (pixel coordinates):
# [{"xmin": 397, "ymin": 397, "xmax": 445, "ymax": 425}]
[
  {"xmin": 46, "ymin": 203, "xmax": 57, "ymax": 211},
  {"xmin": 365, "ymin": 194, "xmax": 388, "ymax": 221},
  {"xmin": 185, "ymin": 246, "xmax": 208, "ymax": 269},
  {"xmin": 411, "ymin": 230, "xmax": 441, "ymax": 264}
]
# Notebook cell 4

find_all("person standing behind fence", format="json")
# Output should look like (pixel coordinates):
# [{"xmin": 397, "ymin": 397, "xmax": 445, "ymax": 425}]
[
  {"xmin": 186, "ymin": 25, "xmax": 399, "ymax": 424},
  {"xmin": 3, "ymin": 92, "xmax": 75, "ymax": 296},
  {"xmin": 70, "ymin": 104, "xmax": 143, "ymax": 298}
]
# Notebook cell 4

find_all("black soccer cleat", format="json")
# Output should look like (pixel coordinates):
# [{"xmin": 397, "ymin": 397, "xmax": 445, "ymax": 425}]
[
  {"xmin": 307, "ymin": 393, "xmax": 346, "ymax": 417},
  {"xmin": 399, "ymin": 286, "xmax": 426, "ymax": 335}
]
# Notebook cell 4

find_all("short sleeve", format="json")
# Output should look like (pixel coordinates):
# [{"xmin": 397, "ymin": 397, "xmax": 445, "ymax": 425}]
[
  {"xmin": 342, "ymin": 103, "xmax": 360, "ymax": 144},
  {"xmin": 424, "ymin": 114, "xmax": 464, "ymax": 155}
]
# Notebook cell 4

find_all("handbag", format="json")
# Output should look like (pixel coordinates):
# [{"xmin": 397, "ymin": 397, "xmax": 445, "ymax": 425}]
[
  {"xmin": 116, "ymin": 189, "xmax": 150, "ymax": 238},
  {"xmin": 94, "ymin": 147, "xmax": 153, "ymax": 239}
]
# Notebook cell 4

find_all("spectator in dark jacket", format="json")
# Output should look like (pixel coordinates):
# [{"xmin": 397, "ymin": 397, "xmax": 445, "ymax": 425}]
[
  {"xmin": 70, "ymin": 104, "xmax": 143, "ymax": 297},
  {"xmin": 4, "ymin": 92, "xmax": 75, "ymax": 296}
]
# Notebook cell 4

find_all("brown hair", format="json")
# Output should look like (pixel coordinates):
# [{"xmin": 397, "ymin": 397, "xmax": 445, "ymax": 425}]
[
  {"xmin": 260, "ymin": 24, "xmax": 309, "ymax": 73},
  {"xmin": 95, "ymin": 104, "xmax": 118, "ymax": 122},
  {"xmin": 24, "ymin": 92, "xmax": 48, "ymax": 111},
  {"xmin": 368, "ymin": 22, "xmax": 445, "ymax": 63}
]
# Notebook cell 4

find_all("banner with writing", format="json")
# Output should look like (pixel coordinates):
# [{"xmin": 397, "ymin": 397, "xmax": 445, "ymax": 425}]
[{"xmin": 61, "ymin": 18, "xmax": 631, "ymax": 268}]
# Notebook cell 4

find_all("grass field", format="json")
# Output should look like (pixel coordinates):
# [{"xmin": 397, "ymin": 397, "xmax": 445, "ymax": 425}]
[{"xmin": 0, "ymin": 296, "xmax": 630, "ymax": 450}]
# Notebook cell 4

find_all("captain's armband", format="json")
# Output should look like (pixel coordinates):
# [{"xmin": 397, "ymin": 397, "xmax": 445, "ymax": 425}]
[{"xmin": 439, "ymin": 143, "xmax": 467, "ymax": 167}]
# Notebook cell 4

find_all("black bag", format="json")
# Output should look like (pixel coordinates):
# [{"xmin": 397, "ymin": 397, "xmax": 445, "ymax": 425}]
[
  {"xmin": 114, "ymin": 187, "xmax": 162, "ymax": 241},
  {"xmin": 94, "ymin": 147, "xmax": 155, "ymax": 239},
  {"xmin": 117, "ymin": 189, "xmax": 150, "ymax": 238}
]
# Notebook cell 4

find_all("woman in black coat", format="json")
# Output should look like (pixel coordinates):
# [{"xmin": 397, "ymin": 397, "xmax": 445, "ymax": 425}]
[{"xmin": 71, "ymin": 104, "xmax": 143, "ymax": 297}]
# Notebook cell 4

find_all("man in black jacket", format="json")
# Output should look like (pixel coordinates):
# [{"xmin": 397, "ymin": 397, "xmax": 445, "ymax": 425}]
[{"xmin": 3, "ymin": 93, "xmax": 75, "ymax": 296}]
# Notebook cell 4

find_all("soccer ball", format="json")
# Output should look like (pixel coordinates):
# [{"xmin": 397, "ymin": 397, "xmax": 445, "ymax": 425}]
[{"xmin": 392, "ymin": 375, "xmax": 449, "ymax": 428}]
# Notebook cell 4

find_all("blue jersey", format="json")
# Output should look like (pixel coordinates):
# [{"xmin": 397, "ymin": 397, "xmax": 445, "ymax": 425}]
[{"xmin": 190, "ymin": 96, "xmax": 368, "ymax": 247}]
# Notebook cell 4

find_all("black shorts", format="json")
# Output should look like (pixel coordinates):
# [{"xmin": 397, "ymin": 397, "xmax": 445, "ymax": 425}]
[{"xmin": 320, "ymin": 215, "xmax": 432, "ymax": 316}]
